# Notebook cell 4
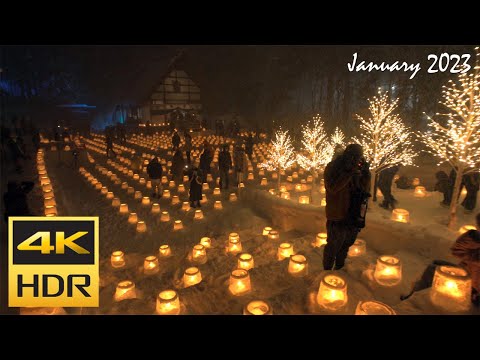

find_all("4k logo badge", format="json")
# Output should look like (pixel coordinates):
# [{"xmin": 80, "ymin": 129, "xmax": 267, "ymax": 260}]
[{"xmin": 9, "ymin": 217, "xmax": 99, "ymax": 307}]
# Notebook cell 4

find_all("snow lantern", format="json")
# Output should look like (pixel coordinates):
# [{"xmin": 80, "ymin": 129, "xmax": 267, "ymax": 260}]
[
  {"xmin": 391, "ymin": 209, "xmax": 409, "ymax": 223},
  {"xmin": 277, "ymin": 243, "xmax": 294, "ymax": 260},
  {"xmin": 243, "ymin": 300, "xmax": 273, "ymax": 315},
  {"xmin": 412, "ymin": 177, "xmax": 420, "ymax": 186},
  {"xmin": 184, "ymin": 267, "xmax": 202, "ymax": 288},
  {"xmin": 95, "ymin": 182, "xmax": 103, "ymax": 190},
  {"xmin": 288, "ymin": 254, "xmax": 308, "ymax": 277},
  {"xmin": 214, "ymin": 200, "xmax": 223, "ymax": 210},
  {"xmin": 430, "ymin": 265, "xmax": 472, "ymax": 312},
  {"xmin": 259, "ymin": 169, "xmax": 265, "ymax": 176},
  {"xmin": 183, "ymin": 175, "xmax": 189, "ymax": 183},
  {"xmin": 159, "ymin": 245, "xmax": 172, "ymax": 258},
  {"xmin": 280, "ymin": 191, "xmax": 290, "ymax": 200},
  {"xmin": 238, "ymin": 182, "xmax": 245, "ymax": 188},
  {"xmin": 142, "ymin": 197, "xmax": 151, "ymax": 206},
  {"xmin": 414, "ymin": 186, "xmax": 426, "ymax": 198},
  {"xmin": 146, "ymin": 180, "xmax": 152, "ymax": 189},
  {"xmin": 201, "ymin": 194, "xmax": 208, "ymax": 204},
  {"xmin": 192, "ymin": 244, "xmax": 207, "ymax": 264},
  {"xmin": 458, "ymin": 225, "xmax": 476, "ymax": 234},
  {"xmin": 321, "ymin": 198, "xmax": 327, "ymax": 207},
  {"xmin": 260, "ymin": 178, "xmax": 268, "ymax": 186},
  {"xmin": 151, "ymin": 203, "xmax": 161, "ymax": 214},
  {"xmin": 161, "ymin": 176, "xmax": 168, "ymax": 184},
  {"xmin": 313, "ymin": 233, "xmax": 328, "ymax": 247},
  {"xmin": 229, "ymin": 193, "xmax": 238, "ymax": 202},
  {"xmin": 178, "ymin": 184, "xmax": 185, "ymax": 193},
  {"xmin": 114, "ymin": 280, "xmax": 136, "ymax": 302},
  {"xmin": 263, "ymin": 227, "xmax": 272, "ymax": 236},
  {"xmin": 40, "ymin": 176, "xmax": 50, "ymax": 186},
  {"xmin": 171, "ymin": 195, "xmax": 180, "ymax": 205},
  {"xmin": 44, "ymin": 206, "xmax": 57, "ymax": 216},
  {"xmin": 133, "ymin": 174, "xmax": 140, "ymax": 181},
  {"xmin": 44, "ymin": 197, "xmax": 56, "ymax": 207},
  {"xmin": 227, "ymin": 233, "xmax": 242, "ymax": 255},
  {"xmin": 238, "ymin": 253, "xmax": 254, "ymax": 271},
  {"xmin": 128, "ymin": 170, "xmax": 134, "ymax": 177},
  {"xmin": 317, "ymin": 274, "xmax": 348, "ymax": 312},
  {"xmin": 43, "ymin": 189, "xmax": 54, "ymax": 199},
  {"xmin": 213, "ymin": 187, "xmax": 221, "ymax": 195},
  {"xmin": 206, "ymin": 174, "xmax": 214, "ymax": 182},
  {"xmin": 194, "ymin": 209, "xmax": 204, "ymax": 220},
  {"xmin": 136, "ymin": 221, "xmax": 147, "ymax": 233},
  {"xmin": 181, "ymin": 202, "xmax": 191, "ymax": 212},
  {"xmin": 200, "ymin": 237, "xmax": 211, "ymax": 248},
  {"xmin": 286, "ymin": 176, "xmax": 293, "ymax": 182},
  {"xmin": 144, "ymin": 255, "xmax": 160, "ymax": 275},
  {"xmin": 374, "ymin": 255, "xmax": 402, "ymax": 286},
  {"xmin": 294, "ymin": 183, "xmax": 302, "ymax": 192},
  {"xmin": 127, "ymin": 186, "xmax": 135, "ymax": 195},
  {"xmin": 121, "ymin": 182, "xmax": 128, "ymax": 190},
  {"xmin": 299, "ymin": 195, "xmax": 310, "ymax": 204},
  {"xmin": 272, "ymin": 172, "xmax": 278, "ymax": 180},
  {"xmin": 348, "ymin": 239, "xmax": 366, "ymax": 257},
  {"xmin": 134, "ymin": 191, "xmax": 143, "ymax": 200},
  {"xmin": 355, "ymin": 300, "xmax": 396, "ymax": 315},
  {"xmin": 461, "ymin": 188, "xmax": 467, "ymax": 196},
  {"xmin": 128, "ymin": 212, "xmax": 138, "ymax": 224},
  {"xmin": 292, "ymin": 172, "xmax": 299, "ymax": 179},
  {"xmin": 169, "ymin": 180, "xmax": 176, "ymax": 189},
  {"xmin": 279, "ymin": 185, "xmax": 287, "ymax": 193},
  {"xmin": 268, "ymin": 230, "xmax": 280, "ymax": 241},
  {"xmin": 247, "ymin": 165, "xmax": 254, "ymax": 172},
  {"xmin": 161, "ymin": 211, "xmax": 170, "ymax": 222},
  {"xmin": 139, "ymin": 178, "xmax": 146, "ymax": 185},
  {"xmin": 42, "ymin": 183, "xmax": 53, "ymax": 192},
  {"xmin": 163, "ymin": 189, "xmax": 171, "ymax": 199},
  {"xmin": 269, "ymin": 189, "xmax": 276, "ymax": 195},
  {"xmin": 229, "ymin": 269, "xmax": 251, "ymax": 296},
  {"xmin": 156, "ymin": 290, "xmax": 181, "ymax": 315},
  {"xmin": 173, "ymin": 220, "xmax": 183, "ymax": 231},
  {"xmin": 106, "ymin": 191, "xmax": 114, "ymax": 200},
  {"xmin": 307, "ymin": 175, "xmax": 313, "ymax": 183},
  {"xmin": 111, "ymin": 251, "xmax": 125, "ymax": 268},
  {"xmin": 202, "ymin": 182, "xmax": 209, "ymax": 191},
  {"xmin": 112, "ymin": 198, "xmax": 121, "ymax": 208},
  {"xmin": 320, "ymin": 184, "xmax": 326, "ymax": 194}
]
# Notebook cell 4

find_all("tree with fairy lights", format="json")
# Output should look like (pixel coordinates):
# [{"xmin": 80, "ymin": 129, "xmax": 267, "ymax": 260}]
[
  {"xmin": 418, "ymin": 47, "xmax": 480, "ymax": 228},
  {"xmin": 263, "ymin": 129, "xmax": 296, "ymax": 189},
  {"xmin": 352, "ymin": 90, "xmax": 416, "ymax": 199},
  {"xmin": 330, "ymin": 127, "xmax": 346, "ymax": 159}
]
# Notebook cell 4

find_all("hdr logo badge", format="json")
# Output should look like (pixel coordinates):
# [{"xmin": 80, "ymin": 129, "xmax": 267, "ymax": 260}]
[{"xmin": 9, "ymin": 217, "xmax": 99, "ymax": 307}]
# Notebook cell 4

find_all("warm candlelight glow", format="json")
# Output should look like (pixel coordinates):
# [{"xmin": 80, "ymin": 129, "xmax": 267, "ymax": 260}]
[
  {"xmin": 320, "ymin": 185, "xmax": 326, "ymax": 194},
  {"xmin": 238, "ymin": 182, "xmax": 245, "ymax": 188},
  {"xmin": 458, "ymin": 225, "xmax": 476, "ymax": 234},
  {"xmin": 40, "ymin": 176, "xmax": 50, "ymax": 186},
  {"xmin": 317, "ymin": 274, "xmax": 348, "ymax": 312},
  {"xmin": 194, "ymin": 210, "xmax": 204, "ymax": 220},
  {"xmin": 268, "ymin": 230, "xmax": 280, "ymax": 241},
  {"xmin": 206, "ymin": 174, "xmax": 213, "ymax": 182},
  {"xmin": 139, "ymin": 177, "xmax": 146, "ymax": 185},
  {"xmin": 200, "ymin": 237, "xmax": 211, "ymax": 248},
  {"xmin": 43, "ymin": 189, "xmax": 53, "ymax": 199},
  {"xmin": 44, "ymin": 197, "xmax": 56, "ymax": 207},
  {"xmin": 288, "ymin": 254, "xmax": 308, "ymax": 277},
  {"xmin": 269, "ymin": 189, "xmax": 276, "ymax": 195},
  {"xmin": 260, "ymin": 178, "xmax": 268, "ymax": 186},
  {"xmin": 355, "ymin": 300, "xmax": 396, "ymax": 315},
  {"xmin": 42, "ymin": 183, "xmax": 53, "ymax": 192},
  {"xmin": 163, "ymin": 189, "xmax": 171, "ymax": 199},
  {"xmin": 173, "ymin": 220, "xmax": 183, "ymax": 231},
  {"xmin": 321, "ymin": 198, "xmax": 327, "ymax": 207},
  {"xmin": 201, "ymin": 194, "xmax": 208, "ymax": 204},
  {"xmin": 184, "ymin": 267, "xmax": 202, "ymax": 287},
  {"xmin": 159, "ymin": 245, "xmax": 172, "ymax": 257},
  {"xmin": 214, "ymin": 200, "xmax": 223, "ymax": 210},
  {"xmin": 391, "ymin": 208, "xmax": 409, "ymax": 223},
  {"xmin": 238, "ymin": 253, "xmax": 254, "ymax": 271},
  {"xmin": 287, "ymin": 176, "xmax": 293, "ymax": 182},
  {"xmin": 461, "ymin": 188, "xmax": 468, "ymax": 196},
  {"xmin": 127, "ymin": 186, "xmax": 134, "ymax": 195},
  {"xmin": 178, "ymin": 184, "xmax": 185, "ymax": 193},
  {"xmin": 412, "ymin": 177, "xmax": 420, "ymax": 186},
  {"xmin": 281, "ymin": 192, "xmax": 290, "ymax": 200},
  {"xmin": 277, "ymin": 243, "xmax": 294, "ymax": 260},
  {"xmin": 247, "ymin": 173, "xmax": 254, "ymax": 180},
  {"xmin": 151, "ymin": 203, "xmax": 161, "ymax": 214},
  {"xmin": 156, "ymin": 290, "xmax": 181, "ymax": 315},
  {"xmin": 213, "ymin": 187, "xmax": 221, "ymax": 195},
  {"xmin": 181, "ymin": 202, "xmax": 191, "ymax": 212},
  {"xmin": 307, "ymin": 175, "xmax": 313, "ymax": 183},
  {"xmin": 229, "ymin": 269, "xmax": 251, "ymax": 296},
  {"xmin": 202, "ymin": 182, "xmax": 209, "ymax": 190},
  {"xmin": 161, "ymin": 176, "xmax": 168, "ymax": 184},
  {"xmin": 171, "ymin": 195, "xmax": 180, "ymax": 205},
  {"xmin": 347, "ymin": 239, "xmax": 367, "ymax": 257},
  {"xmin": 272, "ymin": 172, "xmax": 278, "ymax": 179},
  {"xmin": 114, "ymin": 280, "xmax": 136, "ymax": 302},
  {"xmin": 279, "ymin": 185, "xmax": 287, "ymax": 193},
  {"xmin": 44, "ymin": 206, "xmax": 57, "ymax": 216},
  {"xmin": 169, "ymin": 180, "xmax": 176, "ymax": 188},
  {"xmin": 133, "ymin": 174, "xmax": 140, "ymax": 181},
  {"xmin": 141, "ymin": 196, "xmax": 150, "ymax": 206},
  {"xmin": 134, "ymin": 191, "xmax": 142, "ymax": 199},
  {"xmin": 262, "ymin": 227, "xmax": 272, "ymax": 236},
  {"xmin": 146, "ymin": 180, "xmax": 152, "ymax": 189},
  {"xmin": 160, "ymin": 211, "xmax": 170, "ymax": 222},
  {"xmin": 295, "ymin": 183, "xmax": 302, "ymax": 192},
  {"xmin": 414, "ymin": 186, "xmax": 426, "ymax": 198},
  {"xmin": 229, "ymin": 193, "xmax": 237, "ymax": 202},
  {"xmin": 243, "ymin": 300, "xmax": 272, "ymax": 315},
  {"xmin": 143, "ymin": 255, "xmax": 159, "ymax": 274},
  {"xmin": 430, "ymin": 266, "xmax": 472, "ymax": 312},
  {"xmin": 111, "ymin": 251, "xmax": 125, "ymax": 268},
  {"xmin": 106, "ymin": 191, "xmax": 114, "ymax": 199},
  {"xmin": 136, "ymin": 221, "xmax": 147, "ymax": 233},
  {"xmin": 128, "ymin": 212, "xmax": 138, "ymax": 224},
  {"xmin": 374, "ymin": 255, "xmax": 402, "ymax": 287},
  {"xmin": 192, "ymin": 244, "xmax": 207, "ymax": 264},
  {"xmin": 121, "ymin": 182, "xmax": 128, "ymax": 190},
  {"xmin": 299, "ymin": 195, "xmax": 310, "ymax": 204},
  {"xmin": 227, "ymin": 233, "xmax": 242, "ymax": 255},
  {"xmin": 183, "ymin": 175, "xmax": 189, "ymax": 182}
]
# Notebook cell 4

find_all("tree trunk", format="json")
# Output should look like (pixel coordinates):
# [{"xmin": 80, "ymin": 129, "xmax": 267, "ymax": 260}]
[
  {"xmin": 370, "ymin": 169, "xmax": 377, "ymax": 200},
  {"xmin": 277, "ymin": 170, "xmax": 281, "ymax": 190},
  {"xmin": 372, "ymin": 172, "xmax": 379, "ymax": 202},
  {"xmin": 311, "ymin": 170, "xmax": 317, "ymax": 203},
  {"xmin": 448, "ymin": 166, "xmax": 464, "ymax": 229}
]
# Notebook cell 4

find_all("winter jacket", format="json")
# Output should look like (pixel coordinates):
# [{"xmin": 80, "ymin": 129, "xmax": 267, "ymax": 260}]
[
  {"xmin": 451, "ymin": 229, "xmax": 480, "ymax": 292},
  {"xmin": 378, "ymin": 166, "xmax": 399, "ymax": 192},
  {"xmin": 189, "ymin": 173, "xmax": 203, "ymax": 202},
  {"xmin": 234, "ymin": 149, "xmax": 247, "ymax": 173},
  {"xmin": 147, "ymin": 161, "xmax": 163, "ymax": 179},
  {"xmin": 218, "ymin": 150, "xmax": 232, "ymax": 171},
  {"xmin": 184, "ymin": 134, "xmax": 192, "ymax": 151},
  {"xmin": 199, "ymin": 150, "xmax": 212, "ymax": 171},
  {"xmin": 434, "ymin": 171, "xmax": 450, "ymax": 194},
  {"xmin": 172, "ymin": 133, "xmax": 180, "ymax": 147},
  {"xmin": 324, "ymin": 155, "xmax": 370, "ymax": 221}
]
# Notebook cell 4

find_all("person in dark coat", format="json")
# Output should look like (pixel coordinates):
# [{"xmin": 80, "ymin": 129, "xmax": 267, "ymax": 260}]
[
  {"xmin": 435, "ymin": 170, "xmax": 452, "ymax": 206},
  {"xmin": 3, "ymin": 181, "xmax": 35, "ymax": 221},
  {"xmin": 172, "ymin": 130, "xmax": 180, "ymax": 150},
  {"xmin": 245, "ymin": 134, "xmax": 254, "ymax": 161},
  {"xmin": 233, "ymin": 145, "xmax": 247, "ymax": 186},
  {"xmin": 184, "ymin": 131, "xmax": 192, "ymax": 164},
  {"xmin": 171, "ymin": 150, "xmax": 185, "ymax": 183},
  {"xmin": 218, "ymin": 144, "xmax": 232, "ymax": 190},
  {"xmin": 395, "ymin": 175, "xmax": 412, "ymax": 190},
  {"xmin": 461, "ymin": 172, "xmax": 479, "ymax": 212},
  {"xmin": 147, "ymin": 157, "xmax": 163, "ymax": 198},
  {"xmin": 189, "ymin": 167, "xmax": 203, "ymax": 208},
  {"xmin": 106, "ymin": 131, "xmax": 116, "ymax": 158},
  {"xmin": 378, "ymin": 165, "xmax": 400, "ymax": 210},
  {"xmin": 323, "ymin": 144, "xmax": 371, "ymax": 271},
  {"xmin": 199, "ymin": 144, "xmax": 212, "ymax": 182}
]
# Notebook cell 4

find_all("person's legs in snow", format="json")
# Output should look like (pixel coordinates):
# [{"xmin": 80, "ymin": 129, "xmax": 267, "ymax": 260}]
[
  {"xmin": 323, "ymin": 220, "xmax": 349, "ymax": 270},
  {"xmin": 334, "ymin": 227, "xmax": 359, "ymax": 270}
]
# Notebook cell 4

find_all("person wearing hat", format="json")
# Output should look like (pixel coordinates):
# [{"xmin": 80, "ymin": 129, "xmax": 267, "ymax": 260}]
[
  {"xmin": 323, "ymin": 143, "xmax": 371, "ymax": 271},
  {"xmin": 218, "ymin": 144, "xmax": 232, "ymax": 190}
]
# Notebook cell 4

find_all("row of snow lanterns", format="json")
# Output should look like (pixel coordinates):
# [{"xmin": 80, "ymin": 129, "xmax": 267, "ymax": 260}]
[{"xmin": 37, "ymin": 149, "xmax": 58, "ymax": 216}]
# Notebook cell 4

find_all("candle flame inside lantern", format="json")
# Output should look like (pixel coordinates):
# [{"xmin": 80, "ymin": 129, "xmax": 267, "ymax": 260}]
[
  {"xmin": 391, "ymin": 209, "xmax": 409, "ymax": 223},
  {"xmin": 244, "ymin": 300, "xmax": 272, "ymax": 315},
  {"xmin": 143, "ymin": 255, "xmax": 159, "ymax": 274},
  {"xmin": 136, "ymin": 221, "xmax": 147, "ymax": 233},
  {"xmin": 262, "ymin": 227, "xmax": 272, "ymax": 236},
  {"xmin": 173, "ymin": 220, "xmax": 183, "ymax": 231},
  {"xmin": 299, "ymin": 195, "xmax": 310, "ymax": 204},
  {"xmin": 156, "ymin": 290, "xmax": 181, "ymax": 315},
  {"xmin": 141, "ymin": 196, "xmax": 150, "ymax": 206},
  {"xmin": 160, "ymin": 211, "xmax": 170, "ymax": 222},
  {"xmin": 430, "ymin": 265, "xmax": 472, "ymax": 312},
  {"xmin": 163, "ymin": 189, "xmax": 171, "ymax": 199},
  {"xmin": 229, "ymin": 269, "xmax": 251, "ymax": 296},
  {"xmin": 151, "ymin": 203, "xmax": 161, "ymax": 214},
  {"xmin": 347, "ymin": 239, "xmax": 366, "ymax": 257},
  {"xmin": 317, "ymin": 274, "xmax": 348, "ymax": 312},
  {"xmin": 277, "ymin": 243, "xmax": 294, "ymax": 260},
  {"xmin": 111, "ymin": 251, "xmax": 125, "ymax": 268},
  {"xmin": 214, "ymin": 200, "xmax": 223, "ymax": 210},
  {"xmin": 268, "ymin": 230, "xmax": 280, "ymax": 241},
  {"xmin": 373, "ymin": 255, "xmax": 402, "ymax": 287},
  {"xmin": 414, "ymin": 186, "xmax": 426, "ymax": 198},
  {"xmin": 238, "ymin": 253, "xmax": 254, "ymax": 270},
  {"xmin": 184, "ymin": 267, "xmax": 202, "ymax": 288},
  {"xmin": 159, "ymin": 245, "xmax": 172, "ymax": 257},
  {"xmin": 288, "ymin": 254, "xmax": 308, "ymax": 277},
  {"xmin": 200, "ymin": 237, "xmax": 211, "ymax": 248},
  {"xmin": 128, "ymin": 212, "xmax": 138, "ymax": 224},
  {"xmin": 114, "ymin": 280, "xmax": 136, "ymax": 302},
  {"xmin": 355, "ymin": 300, "xmax": 396, "ymax": 315}
]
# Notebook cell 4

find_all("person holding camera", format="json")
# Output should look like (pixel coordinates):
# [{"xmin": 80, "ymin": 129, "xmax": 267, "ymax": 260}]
[{"xmin": 323, "ymin": 143, "xmax": 371, "ymax": 271}]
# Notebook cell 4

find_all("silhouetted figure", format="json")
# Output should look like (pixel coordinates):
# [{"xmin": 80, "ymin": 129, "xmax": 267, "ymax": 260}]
[
  {"xmin": 147, "ymin": 157, "xmax": 163, "ymax": 198},
  {"xmin": 378, "ymin": 165, "xmax": 400, "ymax": 210},
  {"xmin": 199, "ymin": 143, "xmax": 213, "ymax": 182},
  {"xmin": 130, "ymin": 154, "xmax": 143, "ymax": 174},
  {"xmin": 435, "ymin": 171, "xmax": 452, "ymax": 206},
  {"xmin": 395, "ymin": 175, "xmax": 412, "ymax": 190},
  {"xmin": 172, "ymin": 130, "xmax": 180, "ymax": 151},
  {"xmin": 171, "ymin": 150, "xmax": 185, "ymax": 183},
  {"xmin": 189, "ymin": 167, "xmax": 203, "ymax": 208},
  {"xmin": 461, "ymin": 172, "xmax": 479, "ymax": 212},
  {"xmin": 184, "ymin": 131, "xmax": 192, "ymax": 164},
  {"xmin": 218, "ymin": 144, "xmax": 232, "ymax": 190},
  {"xmin": 106, "ymin": 133, "xmax": 116, "ymax": 158},
  {"xmin": 245, "ymin": 134, "xmax": 254, "ymax": 161},
  {"xmin": 233, "ymin": 145, "xmax": 247, "ymax": 186},
  {"xmin": 3, "ymin": 181, "xmax": 35, "ymax": 221}
]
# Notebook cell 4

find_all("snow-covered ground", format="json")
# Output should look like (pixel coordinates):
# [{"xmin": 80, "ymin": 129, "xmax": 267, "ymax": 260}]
[{"xmin": 33, "ymin": 135, "xmax": 479, "ymax": 315}]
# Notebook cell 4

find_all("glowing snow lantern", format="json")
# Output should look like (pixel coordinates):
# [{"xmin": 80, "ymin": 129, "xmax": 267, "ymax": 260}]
[
  {"xmin": 272, "ymin": 172, "xmax": 278, "ymax": 180},
  {"xmin": 133, "ymin": 174, "xmax": 140, "ymax": 181},
  {"xmin": 262, "ymin": 227, "xmax": 272, "ymax": 236},
  {"xmin": 412, "ymin": 177, "xmax": 420, "ymax": 186},
  {"xmin": 355, "ymin": 300, "xmax": 396, "ymax": 315},
  {"xmin": 200, "ymin": 194, "xmax": 208, "ymax": 204},
  {"xmin": 461, "ymin": 188, "xmax": 468, "ymax": 196},
  {"xmin": 159, "ymin": 245, "xmax": 172, "ymax": 258},
  {"xmin": 136, "ymin": 221, "xmax": 147, "ymax": 233},
  {"xmin": 299, "ymin": 196, "xmax": 310, "ymax": 204},
  {"xmin": 178, "ymin": 184, "xmax": 185, "ymax": 193},
  {"xmin": 238, "ymin": 182, "xmax": 245, "ymax": 188},
  {"xmin": 111, "ymin": 251, "xmax": 125, "ymax": 268},
  {"xmin": 163, "ymin": 189, "xmax": 171, "ymax": 199},
  {"xmin": 192, "ymin": 244, "xmax": 207, "ymax": 264},
  {"xmin": 430, "ymin": 266, "xmax": 472, "ymax": 312},
  {"xmin": 161, "ymin": 176, "xmax": 168, "ymax": 184},
  {"xmin": 200, "ymin": 237, "xmax": 211, "ymax": 248},
  {"xmin": 171, "ymin": 195, "xmax": 180, "ymax": 205},
  {"xmin": 414, "ymin": 186, "xmax": 426, "ymax": 198},
  {"xmin": 229, "ymin": 269, "xmax": 251, "ymax": 296},
  {"xmin": 227, "ymin": 233, "xmax": 242, "ymax": 255},
  {"xmin": 134, "ymin": 191, "xmax": 142, "ymax": 200},
  {"xmin": 238, "ymin": 253, "xmax": 254, "ymax": 271},
  {"xmin": 112, "ymin": 198, "xmax": 121, "ymax": 208},
  {"xmin": 317, "ymin": 274, "xmax": 348, "ymax": 312},
  {"xmin": 243, "ymin": 300, "xmax": 272, "ymax": 315},
  {"xmin": 128, "ymin": 212, "xmax": 138, "ymax": 224},
  {"xmin": 348, "ymin": 239, "xmax": 366, "ymax": 257},
  {"xmin": 202, "ymin": 183, "xmax": 209, "ymax": 191},
  {"xmin": 374, "ymin": 255, "xmax": 402, "ymax": 287},
  {"xmin": 114, "ymin": 280, "xmax": 136, "ymax": 302},
  {"xmin": 121, "ymin": 182, "xmax": 128, "ymax": 190},
  {"xmin": 391, "ymin": 209, "xmax": 409, "ymax": 223},
  {"xmin": 143, "ymin": 255, "xmax": 159, "ymax": 275},
  {"xmin": 146, "ymin": 180, "xmax": 152, "ymax": 189},
  {"xmin": 139, "ymin": 178, "xmax": 146, "ymax": 185},
  {"xmin": 156, "ymin": 290, "xmax": 181, "ymax": 315},
  {"xmin": 277, "ymin": 243, "xmax": 294, "ymax": 260},
  {"xmin": 184, "ymin": 267, "xmax": 202, "ymax": 288},
  {"xmin": 294, "ymin": 184, "xmax": 302, "ymax": 192},
  {"xmin": 459, "ymin": 225, "xmax": 476, "ymax": 234},
  {"xmin": 95, "ymin": 182, "xmax": 103, "ymax": 190},
  {"xmin": 259, "ymin": 169, "xmax": 265, "ymax": 176},
  {"xmin": 247, "ymin": 173, "xmax": 254, "ymax": 181},
  {"xmin": 183, "ymin": 175, "xmax": 189, "ymax": 183},
  {"xmin": 44, "ymin": 197, "xmax": 56, "ymax": 207},
  {"xmin": 320, "ymin": 184, "xmax": 326, "ymax": 194},
  {"xmin": 44, "ymin": 206, "xmax": 57, "ymax": 216},
  {"xmin": 288, "ymin": 254, "xmax": 308, "ymax": 277},
  {"xmin": 279, "ymin": 185, "xmax": 287, "ymax": 193},
  {"xmin": 173, "ymin": 220, "xmax": 183, "ymax": 231},
  {"xmin": 161, "ymin": 211, "xmax": 170, "ymax": 222},
  {"xmin": 307, "ymin": 175, "xmax": 313, "ymax": 183},
  {"xmin": 194, "ymin": 209, "xmax": 204, "ymax": 220},
  {"xmin": 151, "ymin": 203, "xmax": 161, "ymax": 214},
  {"xmin": 169, "ymin": 180, "xmax": 175, "ymax": 189},
  {"xmin": 42, "ymin": 183, "xmax": 53, "ymax": 192},
  {"xmin": 268, "ymin": 230, "xmax": 280, "ymax": 241},
  {"xmin": 229, "ymin": 193, "xmax": 238, "ymax": 202},
  {"xmin": 214, "ymin": 200, "xmax": 223, "ymax": 210},
  {"xmin": 40, "ymin": 176, "xmax": 50, "ymax": 186},
  {"xmin": 260, "ymin": 178, "xmax": 268, "ymax": 186},
  {"xmin": 128, "ymin": 170, "xmax": 134, "ymax": 177},
  {"xmin": 127, "ymin": 186, "xmax": 135, "ymax": 195},
  {"xmin": 141, "ymin": 196, "xmax": 151, "ymax": 206},
  {"xmin": 181, "ymin": 202, "xmax": 191, "ymax": 211},
  {"xmin": 106, "ymin": 191, "xmax": 114, "ymax": 200},
  {"xmin": 213, "ymin": 187, "xmax": 221, "ymax": 195}
]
